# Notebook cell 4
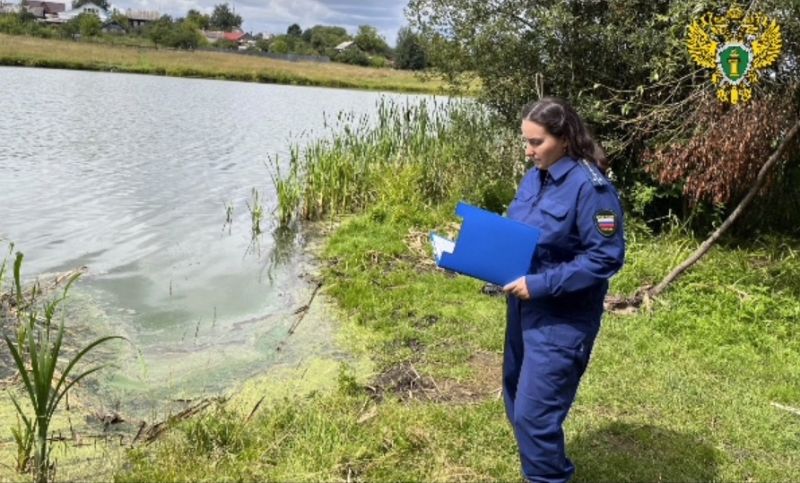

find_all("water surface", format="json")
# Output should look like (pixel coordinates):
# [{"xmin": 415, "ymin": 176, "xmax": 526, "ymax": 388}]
[{"xmin": 0, "ymin": 66, "xmax": 433, "ymax": 409}]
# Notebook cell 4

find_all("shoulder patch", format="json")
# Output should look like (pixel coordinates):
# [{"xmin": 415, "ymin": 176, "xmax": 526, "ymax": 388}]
[
  {"xmin": 579, "ymin": 159, "xmax": 607, "ymax": 188},
  {"xmin": 594, "ymin": 210, "xmax": 618, "ymax": 237}
]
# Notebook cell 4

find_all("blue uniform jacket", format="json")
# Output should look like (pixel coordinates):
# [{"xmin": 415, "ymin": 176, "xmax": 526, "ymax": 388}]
[{"xmin": 506, "ymin": 156, "xmax": 625, "ymax": 318}]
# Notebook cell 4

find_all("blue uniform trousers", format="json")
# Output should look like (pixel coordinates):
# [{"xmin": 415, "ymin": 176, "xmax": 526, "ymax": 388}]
[{"xmin": 503, "ymin": 296, "xmax": 599, "ymax": 483}]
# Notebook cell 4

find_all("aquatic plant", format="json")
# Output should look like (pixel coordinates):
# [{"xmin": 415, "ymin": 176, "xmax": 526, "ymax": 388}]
[
  {"xmin": 3, "ymin": 252, "xmax": 123, "ymax": 483},
  {"xmin": 223, "ymin": 201, "xmax": 234, "ymax": 235},
  {"xmin": 246, "ymin": 188, "xmax": 264, "ymax": 238},
  {"xmin": 270, "ymin": 98, "xmax": 521, "ymax": 226}
]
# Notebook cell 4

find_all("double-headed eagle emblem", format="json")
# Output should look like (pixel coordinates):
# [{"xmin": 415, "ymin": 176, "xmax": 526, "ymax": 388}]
[{"xmin": 686, "ymin": 5, "xmax": 782, "ymax": 104}]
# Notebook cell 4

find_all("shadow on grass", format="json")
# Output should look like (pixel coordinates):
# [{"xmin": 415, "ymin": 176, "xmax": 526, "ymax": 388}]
[{"xmin": 570, "ymin": 422, "xmax": 719, "ymax": 482}]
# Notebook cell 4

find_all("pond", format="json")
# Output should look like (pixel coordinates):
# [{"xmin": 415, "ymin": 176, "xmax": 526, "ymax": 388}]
[{"xmin": 0, "ymin": 66, "xmax": 435, "ymax": 413}]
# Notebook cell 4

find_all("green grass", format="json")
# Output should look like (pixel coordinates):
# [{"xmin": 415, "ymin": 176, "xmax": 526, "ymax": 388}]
[
  {"xmin": 115, "ymin": 201, "xmax": 800, "ymax": 481},
  {"xmin": 113, "ymin": 98, "xmax": 800, "ymax": 482},
  {"xmin": 0, "ymin": 34, "xmax": 449, "ymax": 94}
]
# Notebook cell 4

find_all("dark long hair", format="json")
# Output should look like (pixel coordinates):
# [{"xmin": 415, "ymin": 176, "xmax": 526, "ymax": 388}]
[{"xmin": 521, "ymin": 97, "xmax": 608, "ymax": 170}]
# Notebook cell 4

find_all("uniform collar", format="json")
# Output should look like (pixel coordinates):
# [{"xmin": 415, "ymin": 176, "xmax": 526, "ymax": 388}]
[{"xmin": 546, "ymin": 156, "xmax": 577, "ymax": 182}]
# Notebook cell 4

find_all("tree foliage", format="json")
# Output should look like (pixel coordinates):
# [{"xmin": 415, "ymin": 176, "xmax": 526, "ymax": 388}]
[
  {"xmin": 77, "ymin": 10, "xmax": 101, "ymax": 37},
  {"xmin": 395, "ymin": 27, "xmax": 427, "ymax": 70},
  {"xmin": 407, "ymin": 0, "xmax": 800, "ymax": 230},
  {"xmin": 354, "ymin": 24, "xmax": 390, "ymax": 56},
  {"xmin": 186, "ymin": 9, "xmax": 210, "ymax": 30},
  {"xmin": 647, "ymin": 90, "xmax": 800, "ymax": 206},
  {"xmin": 335, "ymin": 46, "xmax": 370, "ymax": 66},
  {"xmin": 287, "ymin": 23, "xmax": 302, "ymax": 37},
  {"xmin": 302, "ymin": 25, "xmax": 351, "ymax": 54},
  {"xmin": 147, "ymin": 16, "xmax": 203, "ymax": 49},
  {"xmin": 209, "ymin": 3, "xmax": 241, "ymax": 32},
  {"xmin": 62, "ymin": 11, "xmax": 100, "ymax": 38}
]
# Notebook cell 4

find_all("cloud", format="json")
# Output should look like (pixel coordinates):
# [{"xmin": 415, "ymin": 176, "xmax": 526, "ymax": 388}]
[{"xmin": 110, "ymin": 0, "xmax": 407, "ymax": 44}]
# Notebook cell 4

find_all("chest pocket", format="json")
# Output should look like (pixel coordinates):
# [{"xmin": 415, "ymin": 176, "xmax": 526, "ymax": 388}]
[
  {"xmin": 539, "ymin": 199, "xmax": 569, "ymax": 220},
  {"xmin": 507, "ymin": 190, "xmax": 536, "ymax": 220}
]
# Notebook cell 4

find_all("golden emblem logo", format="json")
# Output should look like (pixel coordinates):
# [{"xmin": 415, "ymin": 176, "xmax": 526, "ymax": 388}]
[{"xmin": 686, "ymin": 5, "xmax": 782, "ymax": 104}]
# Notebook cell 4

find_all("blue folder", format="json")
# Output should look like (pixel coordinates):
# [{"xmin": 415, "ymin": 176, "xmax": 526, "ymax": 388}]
[{"xmin": 431, "ymin": 202, "xmax": 541, "ymax": 286}]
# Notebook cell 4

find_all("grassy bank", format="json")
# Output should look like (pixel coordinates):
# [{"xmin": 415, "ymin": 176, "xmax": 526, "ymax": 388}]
[
  {"xmin": 116, "ymin": 211, "xmax": 800, "ymax": 481},
  {"xmin": 114, "ymin": 103, "xmax": 800, "ymax": 481},
  {"xmin": 0, "ymin": 34, "xmax": 446, "ymax": 94}
]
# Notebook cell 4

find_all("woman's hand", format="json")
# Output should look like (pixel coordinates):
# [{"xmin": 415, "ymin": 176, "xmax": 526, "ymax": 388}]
[{"xmin": 503, "ymin": 277, "xmax": 530, "ymax": 300}]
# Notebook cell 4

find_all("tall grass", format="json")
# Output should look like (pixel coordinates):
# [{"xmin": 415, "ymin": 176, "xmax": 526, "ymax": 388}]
[
  {"xmin": 2, "ymin": 251, "xmax": 124, "ymax": 483},
  {"xmin": 271, "ymin": 99, "xmax": 523, "ymax": 226}
]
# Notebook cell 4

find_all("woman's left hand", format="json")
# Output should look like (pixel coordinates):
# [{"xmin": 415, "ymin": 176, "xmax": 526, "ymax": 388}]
[{"xmin": 503, "ymin": 277, "xmax": 530, "ymax": 300}]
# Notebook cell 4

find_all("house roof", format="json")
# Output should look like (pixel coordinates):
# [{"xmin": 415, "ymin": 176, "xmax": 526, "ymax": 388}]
[
  {"xmin": 223, "ymin": 31, "xmax": 246, "ymax": 42},
  {"xmin": 335, "ymin": 40, "xmax": 354, "ymax": 51},
  {"xmin": 27, "ymin": 1, "xmax": 65, "ymax": 14},
  {"xmin": 125, "ymin": 10, "xmax": 159, "ymax": 21},
  {"xmin": 203, "ymin": 30, "xmax": 226, "ymax": 40}
]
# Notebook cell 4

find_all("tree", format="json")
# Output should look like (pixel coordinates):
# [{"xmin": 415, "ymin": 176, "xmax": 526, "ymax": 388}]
[
  {"xmin": 302, "ymin": 25, "xmax": 350, "ymax": 54},
  {"xmin": 209, "ymin": 3, "xmax": 241, "ymax": 32},
  {"xmin": 268, "ymin": 36, "xmax": 289, "ymax": 54},
  {"xmin": 395, "ymin": 27, "xmax": 427, "ymax": 70},
  {"xmin": 72, "ymin": 0, "xmax": 109, "ymax": 9},
  {"xmin": 186, "ymin": 9, "xmax": 210, "ymax": 30},
  {"xmin": 287, "ymin": 23, "xmax": 301, "ymax": 37},
  {"xmin": 170, "ymin": 21, "xmax": 203, "ymax": 49},
  {"xmin": 336, "ymin": 46, "xmax": 370, "ymax": 66},
  {"xmin": 353, "ymin": 24, "xmax": 389, "ymax": 56},
  {"xmin": 110, "ymin": 11, "xmax": 130, "ymax": 32},
  {"xmin": 63, "ymin": 11, "xmax": 100, "ymax": 38},
  {"xmin": 408, "ymin": 1, "xmax": 800, "ymax": 205},
  {"xmin": 77, "ymin": 11, "xmax": 101, "ymax": 37},
  {"xmin": 146, "ymin": 15, "xmax": 175, "ymax": 47}
]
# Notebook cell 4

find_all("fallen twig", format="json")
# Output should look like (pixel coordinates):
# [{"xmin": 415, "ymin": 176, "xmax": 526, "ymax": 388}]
[
  {"xmin": 287, "ymin": 281, "xmax": 323, "ymax": 335},
  {"xmin": 134, "ymin": 396, "xmax": 227, "ymax": 445},
  {"xmin": 771, "ymin": 402, "xmax": 800, "ymax": 417}
]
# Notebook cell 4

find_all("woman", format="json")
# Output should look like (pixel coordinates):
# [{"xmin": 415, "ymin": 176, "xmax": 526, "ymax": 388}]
[{"xmin": 502, "ymin": 97, "xmax": 625, "ymax": 482}]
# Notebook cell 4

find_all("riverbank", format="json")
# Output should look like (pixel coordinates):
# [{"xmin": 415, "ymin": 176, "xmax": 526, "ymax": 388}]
[
  {"xmin": 115, "ymin": 207, "xmax": 800, "ymax": 481},
  {"xmin": 115, "ymin": 103, "xmax": 800, "ymax": 481},
  {"xmin": 0, "ymin": 34, "xmax": 447, "ymax": 94}
]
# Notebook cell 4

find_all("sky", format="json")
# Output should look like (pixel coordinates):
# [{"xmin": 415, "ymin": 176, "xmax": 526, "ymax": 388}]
[{"xmin": 106, "ymin": 0, "xmax": 409, "ymax": 46}]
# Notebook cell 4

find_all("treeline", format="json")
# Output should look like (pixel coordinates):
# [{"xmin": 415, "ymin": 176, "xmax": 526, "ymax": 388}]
[{"xmin": 0, "ymin": 3, "xmax": 431, "ymax": 70}]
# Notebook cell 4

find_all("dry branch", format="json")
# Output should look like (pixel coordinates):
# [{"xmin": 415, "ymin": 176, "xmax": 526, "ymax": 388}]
[{"xmin": 648, "ymin": 118, "xmax": 800, "ymax": 299}]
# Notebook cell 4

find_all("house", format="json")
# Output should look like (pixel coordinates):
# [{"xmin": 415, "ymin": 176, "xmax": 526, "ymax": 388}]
[
  {"xmin": 223, "ymin": 30, "xmax": 248, "ymax": 43},
  {"xmin": 124, "ymin": 9, "xmax": 159, "ymax": 29},
  {"xmin": 24, "ymin": 1, "xmax": 65, "ymax": 18},
  {"xmin": 57, "ymin": 2, "xmax": 109, "ymax": 22},
  {"xmin": 334, "ymin": 40, "xmax": 355, "ymax": 52},
  {"xmin": 202, "ymin": 30, "xmax": 226, "ymax": 43},
  {"xmin": 203, "ymin": 29, "xmax": 252, "ymax": 48}
]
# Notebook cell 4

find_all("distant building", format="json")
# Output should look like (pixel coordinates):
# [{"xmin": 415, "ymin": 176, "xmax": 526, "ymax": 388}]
[
  {"xmin": 203, "ymin": 29, "xmax": 252, "ymax": 48},
  {"xmin": 57, "ymin": 2, "xmax": 109, "ymax": 22},
  {"xmin": 0, "ymin": 2, "xmax": 19, "ymax": 14},
  {"xmin": 223, "ymin": 30, "xmax": 248, "ymax": 43},
  {"xmin": 202, "ymin": 30, "xmax": 226, "ymax": 43},
  {"xmin": 334, "ymin": 40, "xmax": 355, "ymax": 52},
  {"xmin": 23, "ymin": 1, "xmax": 65, "ymax": 18},
  {"xmin": 124, "ymin": 9, "xmax": 159, "ymax": 29}
]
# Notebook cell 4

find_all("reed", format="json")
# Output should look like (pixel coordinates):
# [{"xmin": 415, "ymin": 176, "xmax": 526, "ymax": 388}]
[
  {"xmin": 270, "ymin": 99, "xmax": 522, "ymax": 226},
  {"xmin": 2, "ymin": 252, "xmax": 123, "ymax": 483},
  {"xmin": 246, "ymin": 188, "xmax": 264, "ymax": 238}
]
